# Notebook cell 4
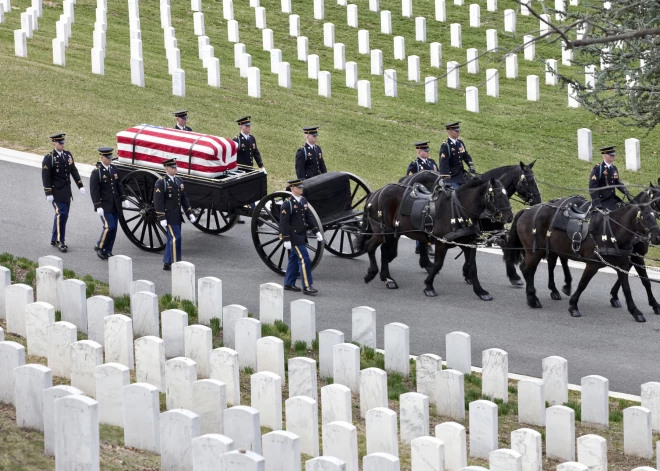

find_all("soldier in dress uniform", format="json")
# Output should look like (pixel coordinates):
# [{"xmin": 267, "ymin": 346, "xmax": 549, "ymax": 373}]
[
  {"xmin": 406, "ymin": 141, "xmax": 438, "ymax": 175},
  {"xmin": 173, "ymin": 110, "xmax": 192, "ymax": 131},
  {"xmin": 589, "ymin": 145, "xmax": 632, "ymax": 210},
  {"xmin": 233, "ymin": 116, "xmax": 266, "ymax": 223},
  {"xmin": 154, "ymin": 159, "xmax": 197, "ymax": 271},
  {"xmin": 280, "ymin": 179, "xmax": 323, "ymax": 296},
  {"xmin": 42, "ymin": 133, "xmax": 86, "ymax": 253},
  {"xmin": 295, "ymin": 126, "xmax": 327, "ymax": 180},
  {"xmin": 90, "ymin": 147, "xmax": 130, "ymax": 260},
  {"xmin": 439, "ymin": 122, "xmax": 476, "ymax": 188}
]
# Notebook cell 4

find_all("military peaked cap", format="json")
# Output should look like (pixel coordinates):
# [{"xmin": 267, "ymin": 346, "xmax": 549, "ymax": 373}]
[
  {"xmin": 98, "ymin": 147, "xmax": 114, "ymax": 156},
  {"xmin": 414, "ymin": 141, "xmax": 430, "ymax": 151},
  {"xmin": 163, "ymin": 158, "xmax": 178, "ymax": 168},
  {"xmin": 303, "ymin": 126, "xmax": 319, "ymax": 135},
  {"xmin": 236, "ymin": 116, "xmax": 251, "ymax": 126},
  {"xmin": 50, "ymin": 133, "xmax": 66, "ymax": 142},
  {"xmin": 599, "ymin": 146, "xmax": 616, "ymax": 155},
  {"xmin": 444, "ymin": 122, "xmax": 460, "ymax": 130},
  {"xmin": 287, "ymin": 178, "xmax": 304, "ymax": 188},
  {"xmin": 173, "ymin": 110, "xmax": 188, "ymax": 118}
]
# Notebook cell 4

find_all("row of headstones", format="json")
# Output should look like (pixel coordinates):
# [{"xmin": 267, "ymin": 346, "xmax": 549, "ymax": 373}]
[
  {"xmin": 3, "ymin": 329, "xmax": 660, "ymax": 471},
  {"xmin": 577, "ymin": 129, "xmax": 642, "ymax": 170},
  {"xmin": 12, "ymin": 0, "xmax": 45, "ymax": 58}
]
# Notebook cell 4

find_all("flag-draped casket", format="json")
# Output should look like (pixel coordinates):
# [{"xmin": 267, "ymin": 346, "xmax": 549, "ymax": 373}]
[{"xmin": 116, "ymin": 124, "xmax": 238, "ymax": 178}]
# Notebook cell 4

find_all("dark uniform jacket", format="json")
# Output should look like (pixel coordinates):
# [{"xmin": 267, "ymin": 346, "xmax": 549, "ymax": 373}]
[
  {"xmin": 154, "ymin": 175, "xmax": 193, "ymax": 225},
  {"xmin": 90, "ymin": 163, "xmax": 126, "ymax": 213},
  {"xmin": 233, "ymin": 133, "xmax": 264, "ymax": 168},
  {"xmin": 589, "ymin": 161, "xmax": 627, "ymax": 210},
  {"xmin": 279, "ymin": 196, "xmax": 319, "ymax": 246},
  {"xmin": 296, "ymin": 143, "xmax": 327, "ymax": 180},
  {"xmin": 439, "ymin": 138, "xmax": 474, "ymax": 185},
  {"xmin": 42, "ymin": 150, "xmax": 83, "ymax": 203},
  {"xmin": 407, "ymin": 157, "xmax": 439, "ymax": 175},
  {"xmin": 174, "ymin": 124, "xmax": 193, "ymax": 132}
]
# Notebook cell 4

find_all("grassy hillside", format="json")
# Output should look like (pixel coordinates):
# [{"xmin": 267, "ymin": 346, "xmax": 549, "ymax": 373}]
[{"xmin": 0, "ymin": 0, "xmax": 658, "ymax": 198}]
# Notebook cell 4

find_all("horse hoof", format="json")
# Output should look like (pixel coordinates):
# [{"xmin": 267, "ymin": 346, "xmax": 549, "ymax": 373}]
[
  {"xmin": 386, "ymin": 281, "xmax": 399, "ymax": 290},
  {"xmin": 479, "ymin": 294, "xmax": 493, "ymax": 301},
  {"xmin": 364, "ymin": 274, "xmax": 375, "ymax": 284},
  {"xmin": 632, "ymin": 311, "xmax": 646, "ymax": 322},
  {"xmin": 465, "ymin": 277, "xmax": 473, "ymax": 285},
  {"xmin": 527, "ymin": 298, "xmax": 542, "ymax": 309},
  {"xmin": 424, "ymin": 288, "xmax": 438, "ymax": 297},
  {"xmin": 550, "ymin": 291, "xmax": 562, "ymax": 301},
  {"xmin": 610, "ymin": 298, "xmax": 622, "ymax": 308},
  {"xmin": 509, "ymin": 278, "xmax": 524, "ymax": 287},
  {"xmin": 568, "ymin": 307, "xmax": 582, "ymax": 318},
  {"xmin": 562, "ymin": 285, "xmax": 572, "ymax": 296},
  {"xmin": 653, "ymin": 306, "xmax": 660, "ymax": 315}
]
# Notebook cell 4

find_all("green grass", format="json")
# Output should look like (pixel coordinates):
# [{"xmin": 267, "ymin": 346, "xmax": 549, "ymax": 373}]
[{"xmin": 1, "ymin": 0, "xmax": 658, "ymax": 200}]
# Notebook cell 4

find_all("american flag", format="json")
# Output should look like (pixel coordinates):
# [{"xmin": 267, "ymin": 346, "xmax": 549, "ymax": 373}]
[{"xmin": 117, "ymin": 124, "xmax": 238, "ymax": 177}]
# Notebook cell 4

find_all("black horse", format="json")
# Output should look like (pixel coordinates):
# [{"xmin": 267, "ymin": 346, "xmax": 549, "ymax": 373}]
[
  {"xmin": 400, "ymin": 161, "xmax": 542, "ymax": 285},
  {"xmin": 355, "ymin": 178, "xmax": 513, "ymax": 299},
  {"xmin": 544, "ymin": 184, "xmax": 660, "ymax": 313},
  {"xmin": 504, "ymin": 196, "xmax": 660, "ymax": 322}
]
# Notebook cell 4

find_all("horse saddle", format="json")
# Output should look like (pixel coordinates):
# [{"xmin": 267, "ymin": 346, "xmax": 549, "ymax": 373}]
[
  {"xmin": 549, "ymin": 197, "xmax": 591, "ymax": 249},
  {"xmin": 400, "ymin": 184, "xmax": 436, "ymax": 233}
]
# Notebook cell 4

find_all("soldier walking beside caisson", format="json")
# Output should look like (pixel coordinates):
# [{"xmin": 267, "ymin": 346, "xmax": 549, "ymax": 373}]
[
  {"xmin": 154, "ymin": 159, "xmax": 197, "ymax": 271},
  {"xmin": 90, "ymin": 147, "xmax": 130, "ymax": 260},
  {"xmin": 42, "ymin": 133, "xmax": 86, "ymax": 253},
  {"xmin": 280, "ymin": 179, "xmax": 323, "ymax": 296},
  {"xmin": 233, "ymin": 116, "xmax": 266, "ymax": 223}
]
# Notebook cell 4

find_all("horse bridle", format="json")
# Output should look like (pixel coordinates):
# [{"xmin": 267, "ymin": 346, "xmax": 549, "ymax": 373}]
[
  {"xmin": 484, "ymin": 184, "xmax": 510, "ymax": 222},
  {"xmin": 515, "ymin": 170, "xmax": 542, "ymax": 205}
]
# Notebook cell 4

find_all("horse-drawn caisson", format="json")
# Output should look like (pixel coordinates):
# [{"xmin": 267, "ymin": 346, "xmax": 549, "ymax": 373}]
[{"xmin": 113, "ymin": 125, "xmax": 371, "ymax": 275}]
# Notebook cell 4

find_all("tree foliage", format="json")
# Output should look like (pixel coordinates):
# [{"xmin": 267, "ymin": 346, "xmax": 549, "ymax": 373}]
[{"xmin": 527, "ymin": 0, "xmax": 660, "ymax": 130}]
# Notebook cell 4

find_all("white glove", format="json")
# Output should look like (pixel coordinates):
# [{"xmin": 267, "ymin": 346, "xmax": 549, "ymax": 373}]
[
  {"xmin": 96, "ymin": 208, "xmax": 104, "ymax": 216},
  {"xmin": 160, "ymin": 220, "xmax": 168, "ymax": 229},
  {"xmin": 46, "ymin": 195, "xmax": 54, "ymax": 202},
  {"xmin": 122, "ymin": 200, "xmax": 130, "ymax": 209},
  {"xmin": 284, "ymin": 241, "xmax": 292, "ymax": 250},
  {"xmin": 189, "ymin": 215, "xmax": 197, "ymax": 223},
  {"xmin": 79, "ymin": 187, "xmax": 86, "ymax": 195},
  {"xmin": 316, "ymin": 232, "xmax": 323, "ymax": 242},
  {"xmin": 262, "ymin": 167, "xmax": 267, "ymax": 175}
]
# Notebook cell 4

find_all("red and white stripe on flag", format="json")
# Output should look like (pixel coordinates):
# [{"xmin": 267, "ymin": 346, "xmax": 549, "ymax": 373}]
[{"xmin": 116, "ymin": 125, "xmax": 238, "ymax": 177}]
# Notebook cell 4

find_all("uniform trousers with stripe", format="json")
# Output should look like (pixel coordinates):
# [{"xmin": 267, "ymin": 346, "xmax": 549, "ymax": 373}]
[
  {"xmin": 284, "ymin": 244, "xmax": 313, "ymax": 288},
  {"xmin": 51, "ymin": 201, "xmax": 70, "ymax": 243},
  {"xmin": 164, "ymin": 224, "xmax": 182, "ymax": 265},
  {"xmin": 97, "ymin": 211, "xmax": 119, "ymax": 255}
]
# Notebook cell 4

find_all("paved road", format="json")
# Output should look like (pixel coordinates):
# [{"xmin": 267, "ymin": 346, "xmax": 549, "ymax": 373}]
[{"xmin": 1, "ymin": 159, "xmax": 659, "ymax": 394}]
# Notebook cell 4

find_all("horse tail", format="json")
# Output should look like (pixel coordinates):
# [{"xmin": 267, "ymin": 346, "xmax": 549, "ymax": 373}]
[{"xmin": 504, "ymin": 209, "xmax": 525, "ymax": 267}]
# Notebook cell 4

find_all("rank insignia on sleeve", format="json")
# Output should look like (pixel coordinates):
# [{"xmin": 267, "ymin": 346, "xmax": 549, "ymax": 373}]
[
  {"xmin": 441, "ymin": 153, "xmax": 446, "ymax": 158},
  {"xmin": 252, "ymin": 144, "xmax": 256, "ymax": 148},
  {"xmin": 68, "ymin": 158, "xmax": 73, "ymax": 165},
  {"xmin": 43, "ymin": 165, "xmax": 48, "ymax": 169},
  {"xmin": 613, "ymin": 173, "xmax": 618, "ymax": 178},
  {"xmin": 591, "ymin": 175, "xmax": 597, "ymax": 180},
  {"xmin": 282, "ymin": 209, "xmax": 286, "ymax": 214},
  {"xmin": 156, "ymin": 188, "xmax": 161, "ymax": 192}
]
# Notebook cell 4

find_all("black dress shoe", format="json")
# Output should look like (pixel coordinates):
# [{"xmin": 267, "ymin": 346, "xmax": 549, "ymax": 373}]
[
  {"xmin": 94, "ymin": 245, "xmax": 99, "ymax": 252},
  {"xmin": 163, "ymin": 264, "xmax": 172, "ymax": 271},
  {"xmin": 106, "ymin": 253, "xmax": 114, "ymax": 257},
  {"xmin": 58, "ymin": 243, "xmax": 68, "ymax": 253},
  {"xmin": 97, "ymin": 251, "xmax": 108, "ymax": 260},
  {"xmin": 303, "ymin": 286, "xmax": 318, "ymax": 296},
  {"xmin": 284, "ymin": 285, "xmax": 301, "ymax": 292},
  {"xmin": 51, "ymin": 241, "xmax": 58, "ymax": 247},
  {"xmin": 415, "ymin": 247, "xmax": 420, "ymax": 254}
]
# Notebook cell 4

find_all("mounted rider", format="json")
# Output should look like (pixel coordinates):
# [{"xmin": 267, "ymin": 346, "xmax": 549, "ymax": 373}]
[
  {"xmin": 406, "ymin": 141, "xmax": 438, "ymax": 175},
  {"xmin": 439, "ymin": 122, "xmax": 476, "ymax": 188},
  {"xmin": 589, "ymin": 146, "xmax": 632, "ymax": 210}
]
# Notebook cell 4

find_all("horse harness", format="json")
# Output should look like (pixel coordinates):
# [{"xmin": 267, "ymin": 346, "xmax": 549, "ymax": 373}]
[{"xmin": 533, "ymin": 196, "xmax": 634, "ymax": 257}]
